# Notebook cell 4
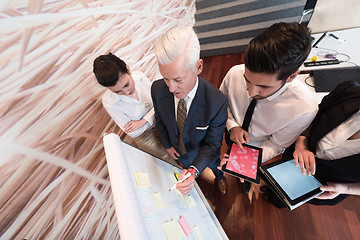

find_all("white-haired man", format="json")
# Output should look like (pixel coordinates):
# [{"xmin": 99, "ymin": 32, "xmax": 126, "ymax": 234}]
[{"xmin": 151, "ymin": 26, "xmax": 228, "ymax": 195}]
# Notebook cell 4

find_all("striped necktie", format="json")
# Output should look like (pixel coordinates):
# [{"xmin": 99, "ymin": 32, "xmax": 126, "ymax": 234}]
[{"xmin": 177, "ymin": 99, "xmax": 187, "ymax": 154}]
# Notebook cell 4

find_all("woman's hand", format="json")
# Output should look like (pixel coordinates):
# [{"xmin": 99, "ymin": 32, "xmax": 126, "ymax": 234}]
[{"xmin": 124, "ymin": 118, "xmax": 147, "ymax": 133}]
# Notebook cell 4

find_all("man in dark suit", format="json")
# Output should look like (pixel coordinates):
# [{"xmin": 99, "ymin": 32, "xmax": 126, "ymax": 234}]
[{"xmin": 151, "ymin": 26, "xmax": 228, "ymax": 195}]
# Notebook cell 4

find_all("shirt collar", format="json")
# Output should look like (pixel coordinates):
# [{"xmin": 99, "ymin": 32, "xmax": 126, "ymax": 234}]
[
  {"xmin": 186, "ymin": 76, "xmax": 199, "ymax": 101},
  {"xmin": 264, "ymin": 81, "xmax": 290, "ymax": 101}
]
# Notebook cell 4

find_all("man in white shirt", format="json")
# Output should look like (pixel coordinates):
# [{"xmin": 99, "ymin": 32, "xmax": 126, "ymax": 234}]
[
  {"xmin": 220, "ymin": 22, "xmax": 318, "ymax": 163},
  {"xmin": 220, "ymin": 22, "xmax": 318, "ymax": 194}
]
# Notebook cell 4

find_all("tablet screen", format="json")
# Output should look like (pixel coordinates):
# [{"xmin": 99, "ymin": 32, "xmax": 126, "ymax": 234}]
[
  {"xmin": 222, "ymin": 143, "xmax": 262, "ymax": 184},
  {"xmin": 267, "ymin": 159, "xmax": 323, "ymax": 200}
]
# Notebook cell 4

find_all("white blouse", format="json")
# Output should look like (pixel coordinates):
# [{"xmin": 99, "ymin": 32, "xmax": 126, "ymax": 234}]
[
  {"xmin": 102, "ymin": 71, "xmax": 154, "ymax": 138},
  {"xmin": 316, "ymin": 110, "xmax": 360, "ymax": 160}
]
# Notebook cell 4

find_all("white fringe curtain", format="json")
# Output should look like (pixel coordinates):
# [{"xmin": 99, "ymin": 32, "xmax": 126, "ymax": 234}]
[{"xmin": 0, "ymin": 1, "xmax": 195, "ymax": 239}]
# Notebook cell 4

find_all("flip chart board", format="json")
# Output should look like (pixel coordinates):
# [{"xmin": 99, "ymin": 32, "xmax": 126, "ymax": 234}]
[{"xmin": 103, "ymin": 133, "xmax": 228, "ymax": 240}]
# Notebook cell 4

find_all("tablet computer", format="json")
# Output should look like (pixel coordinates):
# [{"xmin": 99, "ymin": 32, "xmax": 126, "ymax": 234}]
[
  {"xmin": 260, "ymin": 157, "xmax": 325, "ymax": 210},
  {"xmin": 221, "ymin": 142, "xmax": 262, "ymax": 184}
]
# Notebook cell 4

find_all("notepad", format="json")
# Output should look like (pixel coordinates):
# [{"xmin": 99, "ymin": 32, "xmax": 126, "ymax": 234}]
[
  {"xmin": 162, "ymin": 219, "xmax": 185, "ymax": 240},
  {"xmin": 137, "ymin": 191, "xmax": 157, "ymax": 217},
  {"xmin": 152, "ymin": 192, "xmax": 166, "ymax": 210},
  {"xmin": 175, "ymin": 189, "xmax": 196, "ymax": 208},
  {"xmin": 193, "ymin": 225, "xmax": 204, "ymax": 240},
  {"xmin": 135, "ymin": 171, "xmax": 151, "ymax": 188},
  {"xmin": 166, "ymin": 172, "xmax": 178, "ymax": 183},
  {"xmin": 178, "ymin": 216, "xmax": 191, "ymax": 236}
]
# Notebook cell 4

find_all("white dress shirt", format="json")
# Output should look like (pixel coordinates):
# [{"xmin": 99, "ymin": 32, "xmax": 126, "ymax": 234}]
[
  {"xmin": 220, "ymin": 64, "xmax": 318, "ymax": 162},
  {"xmin": 174, "ymin": 77, "xmax": 199, "ymax": 119},
  {"xmin": 102, "ymin": 71, "xmax": 154, "ymax": 138},
  {"xmin": 316, "ymin": 110, "xmax": 360, "ymax": 160}
]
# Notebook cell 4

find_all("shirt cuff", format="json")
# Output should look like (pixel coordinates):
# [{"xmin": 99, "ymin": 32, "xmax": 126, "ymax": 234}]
[
  {"xmin": 227, "ymin": 122, "xmax": 240, "ymax": 132},
  {"xmin": 189, "ymin": 165, "xmax": 200, "ymax": 178}
]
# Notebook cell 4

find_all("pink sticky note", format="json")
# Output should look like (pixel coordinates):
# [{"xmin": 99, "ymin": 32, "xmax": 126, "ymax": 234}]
[{"xmin": 178, "ymin": 215, "xmax": 191, "ymax": 236}]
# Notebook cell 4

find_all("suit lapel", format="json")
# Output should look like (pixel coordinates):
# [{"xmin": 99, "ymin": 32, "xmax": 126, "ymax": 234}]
[
  {"xmin": 184, "ymin": 77, "xmax": 205, "ymax": 132},
  {"xmin": 161, "ymin": 89, "xmax": 177, "ymax": 135}
]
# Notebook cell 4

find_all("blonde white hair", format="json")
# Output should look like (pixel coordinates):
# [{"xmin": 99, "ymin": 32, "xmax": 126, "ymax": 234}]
[{"xmin": 154, "ymin": 26, "xmax": 200, "ymax": 71}]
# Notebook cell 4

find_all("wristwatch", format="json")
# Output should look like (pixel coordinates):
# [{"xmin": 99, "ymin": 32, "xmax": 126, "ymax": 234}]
[{"xmin": 190, "ymin": 167, "xmax": 200, "ymax": 178}]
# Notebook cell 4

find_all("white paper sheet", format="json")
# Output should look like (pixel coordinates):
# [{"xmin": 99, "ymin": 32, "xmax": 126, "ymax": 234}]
[{"xmin": 103, "ymin": 133, "xmax": 148, "ymax": 240}]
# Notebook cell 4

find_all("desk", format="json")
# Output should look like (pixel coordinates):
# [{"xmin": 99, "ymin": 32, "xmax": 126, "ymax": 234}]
[
  {"xmin": 297, "ymin": 74, "xmax": 328, "ymax": 102},
  {"xmin": 300, "ymin": 27, "xmax": 360, "ymax": 71},
  {"xmin": 103, "ymin": 133, "xmax": 228, "ymax": 240}
]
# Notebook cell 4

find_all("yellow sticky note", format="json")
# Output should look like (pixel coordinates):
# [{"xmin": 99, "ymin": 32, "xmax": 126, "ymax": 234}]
[
  {"xmin": 162, "ymin": 219, "xmax": 185, "ymax": 240},
  {"xmin": 193, "ymin": 225, "xmax": 204, "ymax": 240},
  {"xmin": 135, "ymin": 171, "xmax": 151, "ymax": 188},
  {"xmin": 152, "ymin": 192, "xmax": 166, "ymax": 210},
  {"xmin": 175, "ymin": 173, "xmax": 180, "ymax": 181}
]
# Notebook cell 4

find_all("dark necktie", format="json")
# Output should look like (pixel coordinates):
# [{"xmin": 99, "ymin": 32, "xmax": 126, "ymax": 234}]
[
  {"xmin": 242, "ymin": 98, "xmax": 257, "ymax": 131},
  {"xmin": 177, "ymin": 99, "xmax": 187, "ymax": 154},
  {"xmin": 241, "ymin": 98, "xmax": 258, "ymax": 194}
]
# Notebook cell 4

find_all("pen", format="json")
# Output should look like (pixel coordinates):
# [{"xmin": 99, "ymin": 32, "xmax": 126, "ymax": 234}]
[
  {"xmin": 169, "ymin": 168, "xmax": 196, "ymax": 192},
  {"xmin": 329, "ymin": 33, "xmax": 345, "ymax": 43},
  {"xmin": 312, "ymin": 31, "xmax": 328, "ymax": 48}
]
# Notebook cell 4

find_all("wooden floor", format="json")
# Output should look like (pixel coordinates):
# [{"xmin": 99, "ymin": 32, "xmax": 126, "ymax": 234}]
[{"xmin": 197, "ymin": 53, "xmax": 360, "ymax": 240}]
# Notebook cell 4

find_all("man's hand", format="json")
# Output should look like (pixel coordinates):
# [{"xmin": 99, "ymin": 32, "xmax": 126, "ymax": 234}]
[
  {"xmin": 230, "ymin": 126, "xmax": 248, "ymax": 152},
  {"xmin": 124, "ymin": 119, "xmax": 147, "ymax": 133},
  {"xmin": 218, "ymin": 153, "xmax": 244, "ymax": 183},
  {"xmin": 166, "ymin": 147, "xmax": 180, "ymax": 159},
  {"xmin": 218, "ymin": 153, "xmax": 229, "ymax": 170},
  {"xmin": 293, "ymin": 148, "xmax": 316, "ymax": 176},
  {"xmin": 177, "ymin": 169, "xmax": 195, "ymax": 196}
]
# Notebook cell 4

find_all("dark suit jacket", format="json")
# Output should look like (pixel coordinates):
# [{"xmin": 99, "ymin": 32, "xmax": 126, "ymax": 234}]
[{"xmin": 151, "ymin": 76, "xmax": 228, "ymax": 173}]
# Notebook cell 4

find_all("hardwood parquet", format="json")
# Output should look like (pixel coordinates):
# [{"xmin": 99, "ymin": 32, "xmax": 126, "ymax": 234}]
[{"xmin": 197, "ymin": 53, "xmax": 360, "ymax": 240}]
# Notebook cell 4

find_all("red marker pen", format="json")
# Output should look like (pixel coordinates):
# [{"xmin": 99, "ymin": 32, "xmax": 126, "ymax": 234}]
[{"xmin": 169, "ymin": 168, "xmax": 196, "ymax": 192}]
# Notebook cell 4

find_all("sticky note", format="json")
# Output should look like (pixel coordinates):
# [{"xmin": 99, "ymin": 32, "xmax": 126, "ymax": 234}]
[
  {"xmin": 178, "ymin": 216, "xmax": 191, "ymax": 236},
  {"xmin": 193, "ymin": 225, "xmax": 204, "ymax": 240},
  {"xmin": 162, "ymin": 219, "xmax": 185, "ymax": 240},
  {"xmin": 135, "ymin": 171, "xmax": 151, "ymax": 188},
  {"xmin": 175, "ymin": 189, "xmax": 196, "ymax": 208},
  {"xmin": 141, "ymin": 204, "xmax": 156, "ymax": 217},
  {"xmin": 152, "ymin": 192, "xmax": 166, "ymax": 210},
  {"xmin": 172, "ymin": 167, "xmax": 180, "ymax": 174},
  {"xmin": 175, "ymin": 173, "xmax": 180, "ymax": 181},
  {"xmin": 167, "ymin": 172, "xmax": 178, "ymax": 183}
]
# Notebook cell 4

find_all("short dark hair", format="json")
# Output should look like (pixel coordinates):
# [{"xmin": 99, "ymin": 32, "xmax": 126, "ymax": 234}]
[
  {"xmin": 244, "ymin": 22, "xmax": 311, "ymax": 81},
  {"xmin": 93, "ymin": 53, "xmax": 129, "ymax": 87}
]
